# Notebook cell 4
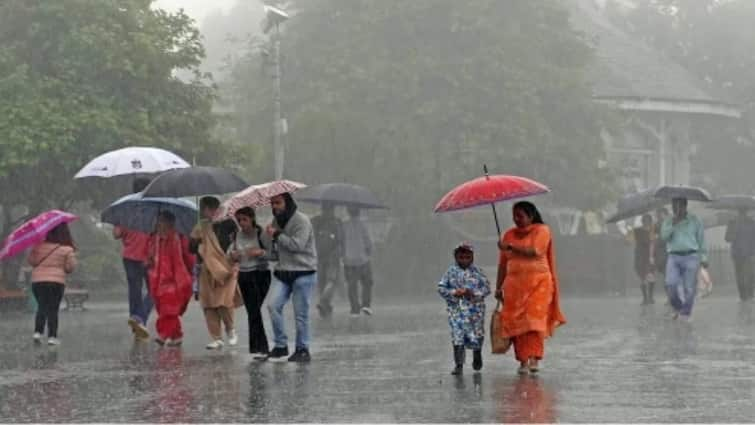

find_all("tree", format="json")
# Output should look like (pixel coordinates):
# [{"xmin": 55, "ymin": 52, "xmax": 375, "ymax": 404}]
[{"xmin": 0, "ymin": 0, "xmax": 228, "ymax": 288}]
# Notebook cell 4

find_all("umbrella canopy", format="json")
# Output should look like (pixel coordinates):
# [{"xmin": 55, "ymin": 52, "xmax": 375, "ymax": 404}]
[
  {"xmin": 654, "ymin": 185, "xmax": 712, "ymax": 202},
  {"xmin": 101, "ymin": 193, "xmax": 198, "ymax": 236},
  {"xmin": 606, "ymin": 189, "xmax": 668, "ymax": 223},
  {"xmin": 0, "ymin": 210, "xmax": 78, "ymax": 260},
  {"xmin": 216, "ymin": 180, "xmax": 307, "ymax": 220},
  {"xmin": 142, "ymin": 166, "xmax": 248, "ymax": 198},
  {"xmin": 74, "ymin": 147, "xmax": 190, "ymax": 179},
  {"xmin": 434, "ymin": 175, "xmax": 550, "ymax": 213},
  {"xmin": 707, "ymin": 194, "xmax": 755, "ymax": 211},
  {"xmin": 297, "ymin": 183, "xmax": 388, "ymax": 210}
]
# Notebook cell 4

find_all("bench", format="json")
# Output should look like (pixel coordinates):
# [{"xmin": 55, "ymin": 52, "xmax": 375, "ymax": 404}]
[{"xmin": 64, "ymin": 288, "xmax": 89, "ymax": 311}]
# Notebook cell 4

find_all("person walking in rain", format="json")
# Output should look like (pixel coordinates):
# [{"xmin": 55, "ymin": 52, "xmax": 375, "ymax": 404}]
[
  {"xmin": 147, "ymin": 211, "xmax": 195, "ymax": 347},
  {"xmin": 29, "ymin": 223, "xmax": 77, "ymax": 346},
  {"xmin": 661, "ymin": 198, "xmax": 707, "ymax": 321},
  {"xmin": 311, "ymin": 202, "xmax": 343, "ymax": 318},
  {"xmin": 629, "ymin": 214, "xmax": 657, "ymax": 305},
  {"xmin": 113, "ymin": 177, "xmax": 153, "ymax": 340},
  {"xmin": 342, "ymin": 206, "xmax": 375, "ymax": 317},
  {"xmin": 495, "ymin": 201, "xmax": 566, "ymax": 375},
  {"xmin": 438, "ymin": 242, "xmax": 490, "ymax": 375},
  {"xmin": 190, "ymin": 196, "xmax": 241, "ymax": 350},
  {"xmin": 264, "ymin": 193, "xmax": 318, "ymax": 362},
  {"xmin": 228, "ymin": 207, "xmax": 271, "ymax": 359},
  {"xmin": 725, "ymin": 208, "xmax": 755, "ymax": 302}
]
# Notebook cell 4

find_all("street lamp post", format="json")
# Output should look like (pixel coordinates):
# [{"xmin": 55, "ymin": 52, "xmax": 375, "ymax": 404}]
[{"xmin": 262, "ymin": 4, "xmax": 289, "ymax": 180}]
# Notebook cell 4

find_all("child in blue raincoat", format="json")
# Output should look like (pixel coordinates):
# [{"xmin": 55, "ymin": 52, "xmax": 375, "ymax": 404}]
[{"xmin": 438, "ymin": 242, "xmax": 491, "ymax": 375}]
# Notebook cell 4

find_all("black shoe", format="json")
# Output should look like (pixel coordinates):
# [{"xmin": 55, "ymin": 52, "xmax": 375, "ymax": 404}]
[
  {"xmin": 268, "ymin": 346, "xmax": 289, "ymax": 362},
  {"xmin": 288, "ymin": 348, "xmax": 311, "ymax": 363},
  {"xmin": 451, "ymin": 365, "xmax": 463, "ymax": 376},
  {"xmin": 473, "ymin": 350, "xmax": 483, "ymax": 371}
]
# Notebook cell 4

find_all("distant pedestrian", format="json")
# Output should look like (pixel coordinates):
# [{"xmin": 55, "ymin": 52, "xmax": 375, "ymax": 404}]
[
  {"xmin": 228, "ymin": 207, "xmax": 271, "ymax": 359},
  {"xmin": 724, "ymin": 209, "xmax": 755, "ymax": 302},
  {"xmin": 495, "ymin": 201, "xmax": 566, "ymax": 375},
  {"xmin": 629, "ymin": 214, "xmax": 656, "ymax": 305},
  {"xmin": 147, "ymin": 211, "xmax": 195, "ymax": 346},
  {"xmin": 438, "ymin": 242, "xmax": 490, "ymax": 375},
  {"xmin": 342, "ymin": 206, "xmax": 375, "ymax": 317},
  {"xmin": 28, "ymin": 223, "xmax": 77, "ymax": 346},
  {"xmin": 114, "ymin": 177, "xmax": 153, "ymax": 340},
  {"xmin": 311, "ymin": 202, "xmax": 343, "ymax": 318},
  {"xmin": 190, "ymin": 196, "xmax": 241, "ymax": 350},
  {"xmin": 660, "ymin": 198, "xmax": 707, "ymax": 321},
  {"xmin": 263, "ymin": 193, "xmax": 318, "ymax": 362}
]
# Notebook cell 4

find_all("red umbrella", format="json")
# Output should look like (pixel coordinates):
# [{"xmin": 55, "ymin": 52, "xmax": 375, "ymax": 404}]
[
  {"xmin": 0, "ymin": 210, "xmax": 78, "ymax": 260},
  {"xmin": 434, "ymin": 166, "xmax": 550, "ymax": 234}
]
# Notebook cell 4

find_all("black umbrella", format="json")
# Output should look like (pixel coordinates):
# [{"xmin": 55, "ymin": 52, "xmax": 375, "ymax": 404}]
[
  {"xmin": 654, "ymin": 185, "xmax": 712, "ymax": 202},
  {"xmin": 297, "ymin": 183, "xmax": 388, "ymax": 209},
  {"xmin": 142, "ymin": 166, "xmax": 248, "ymax": 198},
  {"xmin": 606, "ymin": 189, "xmax": 668, "ymax": 223},
  {"xmin": 707, "ymin": 194, "xmax": 755, "ymax": 210}
]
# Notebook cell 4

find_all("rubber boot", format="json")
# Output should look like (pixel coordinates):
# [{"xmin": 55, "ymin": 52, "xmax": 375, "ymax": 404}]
[
  {"xmin": 641, "ymin": 283, "xmax": 648, "ymax": 305},
  {"xmin": 472, "ymin": 349, "xmax": 483, "ymax": 371},
  {"xmin": 648, "ymin": 282, "xmax": 655, "ymax": 304},
  {"xmin": 451, "ymin": 345, "xmax": 464, "ymax": 375}
]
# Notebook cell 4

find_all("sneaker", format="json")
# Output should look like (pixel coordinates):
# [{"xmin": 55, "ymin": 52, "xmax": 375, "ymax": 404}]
[
  {"xmin": 679, "ymin": 314, "xmax": 693, "ymax": 323},
  {"xmin": 350, "ymin": 312, "xmax": 361, "ymax": 318},
  {"xmin": 251, "ymin": 351, "xmax": 269, "ymax": 360},
  {"xmin": 288, "ymin": 348, "xmax": 311, "ymax": 363},
  {"xmin": 206, "ymin": 340, "xmax": 224, "ymax": 350},
  {"xmin": 227, "ymin": 330, "xmax": 238, "ymax": 347},
  {"xmin": 33, "ymin": 332, "xmax": 42, "ymax": 343},
  {"xmin": 47, "ymin": 337, "xmax": 60, "ymax": 346},
  {"xmin": 128, "ymin": 318, "xmax": 150, "ymax": 340},
  {"xmin": 267, "ymin": 346, "xmax": 289, "ymax": 362},
  {"xmin": 154, "ymin": 337, "xmax": 166, "ymax": 346},
  {"xmin": 361, "ymin": 307, "xmax": 373, "ymax": 316},
  {"xmin": 517, "ymin": 363, "xmax": 529, "ymax": 375}
]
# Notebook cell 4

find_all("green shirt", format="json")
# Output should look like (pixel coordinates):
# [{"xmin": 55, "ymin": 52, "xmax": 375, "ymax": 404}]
[{"xmin": 660, "ymin": 214, "xmax": 707, "ymax": 263}]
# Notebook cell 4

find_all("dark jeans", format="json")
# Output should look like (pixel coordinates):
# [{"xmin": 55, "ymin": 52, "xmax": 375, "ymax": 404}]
[
  {"xmin": 238, "ymin": 270, "xmax": 271, "ymax": 354},
  {"xmin": 317, "ymin": 258, "xmax": 342, "ymax": 309},
  {"xmin": 733, "ymin": 256, "xmax": 755, "ymax": 301},
  {"xmin": 124, "ymin": 258, "xmax": 153, "ymax": 325},
  {"xmin": 32, "ymin": 282, "xmax": 64, "ymax": 338},
  {"xmin": 344, "ymin": 263, "xmax": 374, "ymax": 313}
]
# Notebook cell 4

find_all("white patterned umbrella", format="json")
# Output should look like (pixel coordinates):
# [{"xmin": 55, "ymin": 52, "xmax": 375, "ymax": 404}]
[
  {"xmin": 74, "ymin": 147, "xmax": 190, "ymax": 178},
  {"xmin": 215, "ymin": 180, "xmax": 307, "ymax": 220}
]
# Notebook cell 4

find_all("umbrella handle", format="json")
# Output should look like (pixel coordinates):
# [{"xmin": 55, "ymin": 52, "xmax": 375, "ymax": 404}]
[{"xmin": 484, "ymin": 164, "xmax": 502, "ymax": 236}]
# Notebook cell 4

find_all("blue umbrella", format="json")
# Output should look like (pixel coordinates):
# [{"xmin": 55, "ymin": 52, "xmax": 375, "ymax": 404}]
[{"xmin": 101, "ymin": 193, "xmax": 198, "ymax": 236}]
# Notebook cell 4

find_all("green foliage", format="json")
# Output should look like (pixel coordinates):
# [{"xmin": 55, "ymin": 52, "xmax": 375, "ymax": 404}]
[
  {"xmin": 0, "ymin": 0, "xmax": 225, "ymax": 212},
  {"xmin": 227, "ymin": 0, "xmax": 615, "ymax": 211}
]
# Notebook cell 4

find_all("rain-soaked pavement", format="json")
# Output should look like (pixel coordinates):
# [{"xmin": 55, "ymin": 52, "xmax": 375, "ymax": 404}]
[{"xmin": 1, "ymin": 294, "xmax": 754, "ymax": 423}]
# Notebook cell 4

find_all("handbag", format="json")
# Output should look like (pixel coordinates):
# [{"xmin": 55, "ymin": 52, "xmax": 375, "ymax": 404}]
[{"xmin": 490, "ymin": 300, "xmax": 512, "ymax": 354}]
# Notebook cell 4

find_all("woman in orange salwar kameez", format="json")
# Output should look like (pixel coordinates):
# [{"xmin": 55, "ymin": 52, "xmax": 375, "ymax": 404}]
[
  {"xmin": 495, "ymin": 201, "xmax": 566, "ymax": 375},
  {"xmin": 147, "ymin": 211, "xmax": 196, "ymax": 347}
]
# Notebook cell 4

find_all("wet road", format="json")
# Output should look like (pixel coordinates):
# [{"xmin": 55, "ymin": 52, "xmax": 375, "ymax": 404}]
[{"xmin": 1, "ymin": 295, "xmax": 754, "ymax": 422}]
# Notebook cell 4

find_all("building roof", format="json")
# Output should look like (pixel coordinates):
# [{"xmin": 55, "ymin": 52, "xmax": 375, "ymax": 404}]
[{"xmin": 570, "ymin": 0, "xmax": 739, "ymax": 117}]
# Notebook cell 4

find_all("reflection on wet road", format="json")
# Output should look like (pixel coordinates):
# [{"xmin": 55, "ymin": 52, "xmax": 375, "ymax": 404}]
[{"xmin": 1, "ymin": 297, "xmax": 753, "ymax": 422}]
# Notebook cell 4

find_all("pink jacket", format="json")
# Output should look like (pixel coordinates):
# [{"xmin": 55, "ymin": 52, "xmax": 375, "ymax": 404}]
[{"xmin": 28, "ymin": 242, "xmax": 77, "ymax": 285}]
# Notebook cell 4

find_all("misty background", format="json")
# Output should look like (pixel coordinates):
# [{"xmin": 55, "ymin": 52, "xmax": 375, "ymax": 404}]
[{"xmin": 2, "ymin": 0, "xmax": 754, "ymax": 300}]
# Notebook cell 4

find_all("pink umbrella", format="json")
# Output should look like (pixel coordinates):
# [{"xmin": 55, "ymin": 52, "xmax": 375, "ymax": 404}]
[
  {"xmin": 0, "ymin": 210, "xmax": 79, "ymax": 260},
  {"xmin": 215, "ymin": 180, "xmax": 307, "ymax": 221}
]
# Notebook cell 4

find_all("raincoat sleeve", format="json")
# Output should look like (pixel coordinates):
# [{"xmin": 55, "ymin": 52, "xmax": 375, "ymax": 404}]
[
  {"xmin": 64, "ymin": 249, "xmax": 77, "ymax": 274},
  {"xmin": 470, "ymin": 267, "xmax": 491, "ymax": 301},
  {"xmin": 437, "ymin": 267, "xmax": 456, "ymax": 302},
  {"xmin": 276, "ymin": 219, "xmax": 313, "ymax": 254}
]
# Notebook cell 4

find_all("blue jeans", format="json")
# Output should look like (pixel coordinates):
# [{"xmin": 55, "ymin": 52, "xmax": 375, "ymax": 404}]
[
  {"xmin": 665, "ymin": 254, "xmax": 700, "ymax": 316},
  {"xmin": 124, "ymin": 259, "xmax": 153, "ymax": 325},
  {"xmin": 268, "ymin": 273, "xmax": 317, "ymax": 350}
]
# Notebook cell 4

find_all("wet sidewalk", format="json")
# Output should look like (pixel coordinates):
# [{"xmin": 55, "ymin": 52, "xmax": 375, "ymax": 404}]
[{"xmin": 1, "ymin": 296, "xmax": 754, "ymax": 422}]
